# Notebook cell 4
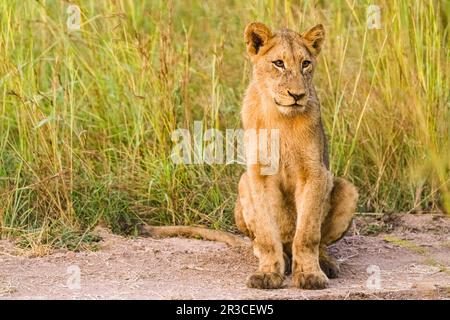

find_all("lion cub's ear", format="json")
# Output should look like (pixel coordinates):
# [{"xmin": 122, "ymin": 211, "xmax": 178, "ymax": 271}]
[
  {"xmin": 244, "ymin": 22, "xmax": 272, "ymax": 56},
  {"xmin": 302, "ymin": 24, "xmax": 325, "ymax": 55}
]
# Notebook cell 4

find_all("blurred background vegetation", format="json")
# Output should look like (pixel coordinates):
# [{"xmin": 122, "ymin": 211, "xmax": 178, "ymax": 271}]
[{"xmin": 0, "ymin": 0, "xmax": 448, "ymax": 251}]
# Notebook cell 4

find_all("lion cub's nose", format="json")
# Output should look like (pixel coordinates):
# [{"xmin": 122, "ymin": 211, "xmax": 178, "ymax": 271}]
[{"xmin": 288, "ymin": 90, "xmax": 306, "ymax": 102}]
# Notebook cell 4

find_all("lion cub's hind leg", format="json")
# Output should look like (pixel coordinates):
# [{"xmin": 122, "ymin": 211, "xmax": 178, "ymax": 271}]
[
  {"xmin": 319, "ymin": 245, "xmax": 340, "ymax": 279},
  {"xmin": 319, "ymin": 177, "xmax": 358, "ymax": 278},
  {"xmin": 234, "ymin": 173, "xmax": 256, "ymax": 239},
  {"xmin": 234, "ymin": 193, "xmax": 251, "ymax": 239},
  {"xmin": 282, "ymin": 243, "xmax": 293, "ymax": 276}
]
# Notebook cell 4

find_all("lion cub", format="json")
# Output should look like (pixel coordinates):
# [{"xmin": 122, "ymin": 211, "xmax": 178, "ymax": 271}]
[{"xmin": 234, "ymin": 22, "xmax": 358, "ymax": 290}]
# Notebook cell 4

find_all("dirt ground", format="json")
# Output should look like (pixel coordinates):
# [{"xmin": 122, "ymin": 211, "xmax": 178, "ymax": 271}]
[{"xmin": 1, "ymin": 213, "xmax": 449, "ymax": 300}]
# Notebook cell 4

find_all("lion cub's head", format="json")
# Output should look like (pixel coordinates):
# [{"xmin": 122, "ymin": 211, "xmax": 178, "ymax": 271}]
[{"xmin": 244, "ymin": 22, "xmax": 324, "ymax": 116}]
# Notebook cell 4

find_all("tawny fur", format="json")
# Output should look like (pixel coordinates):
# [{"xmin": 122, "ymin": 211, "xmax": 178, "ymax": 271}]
[
  {"xmin": 143, "ymin": 23, "xmax": 358, "ymax": 291},
  {"xmin": 234, "ymin": 22, "xmax": 358, "ymax": 290},
  {"xmin": 140, "ymin": 225, "xmax": 248, "ymax": 247}
]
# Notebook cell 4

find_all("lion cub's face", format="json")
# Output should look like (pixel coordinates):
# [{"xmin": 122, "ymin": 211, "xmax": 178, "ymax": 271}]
[{"xmin": 244, "ymin": 22, "xmax": 325, "ymax": 116}]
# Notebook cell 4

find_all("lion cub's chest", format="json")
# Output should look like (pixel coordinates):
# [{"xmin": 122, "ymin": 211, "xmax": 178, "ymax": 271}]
[
  {"xmin": 277, "ymin": 138, "xmax": 309, "ymax": 195},
  {"xmin": 277, "ymin": 160, "xmax": 304, "ymax": 196}
]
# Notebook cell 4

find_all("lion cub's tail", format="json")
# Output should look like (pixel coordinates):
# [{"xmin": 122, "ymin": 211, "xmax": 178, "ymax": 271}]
[{"xmin": 140, "ymin": 225, "xmax": 249, "ymax": 248}]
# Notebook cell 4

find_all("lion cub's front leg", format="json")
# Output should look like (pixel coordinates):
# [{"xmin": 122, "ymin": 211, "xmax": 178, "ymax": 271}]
[
  {"xmin": 241, "ymin": 172, "xmax": 285, "ymax": 289},
  {"xmin": 292, "ymin": 169, "xmax": 333, "ymax": 289}
]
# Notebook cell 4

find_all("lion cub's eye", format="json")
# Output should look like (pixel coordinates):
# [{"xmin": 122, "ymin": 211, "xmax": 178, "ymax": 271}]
[
  {"xmin": 273, "ymin": 60, "xmax": 285, "ymax": 68},
  {"xmin": 302, "ymin": 60, "xmax": 311, "ymax": 69}
]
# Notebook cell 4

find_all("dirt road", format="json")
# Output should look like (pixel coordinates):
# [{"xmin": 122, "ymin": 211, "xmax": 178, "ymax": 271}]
[{"xmin": 1, "ymin": 214, "xmax": 449, "ymax": 299}]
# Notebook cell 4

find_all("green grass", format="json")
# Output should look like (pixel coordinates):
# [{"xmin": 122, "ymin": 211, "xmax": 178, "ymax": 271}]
[
  {"xmin": 0, "ymin": 0, "xmax": 449, "ymax": 249},
  {"xmin": 383, "ymin": 235, "xmax": 428, "ymax": 254}
]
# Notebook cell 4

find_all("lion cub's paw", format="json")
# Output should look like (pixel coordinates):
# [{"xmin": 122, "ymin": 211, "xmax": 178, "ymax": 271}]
[
  {"xmin": 293, "ymin": 271, "xmax": 329, "ymax": 290},
  {"xmin": 319, "ymin": 257, "xmax": 340, "ymax": 279},
  {"xmin": 246, "ymin": 272, "xmax": 284, "ymax": 289}
]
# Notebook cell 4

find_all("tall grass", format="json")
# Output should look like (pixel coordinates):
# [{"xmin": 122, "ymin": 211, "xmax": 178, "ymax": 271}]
[{"xmin": 0, "ymin": 0, "xmax": 448, "ymax": 249}]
